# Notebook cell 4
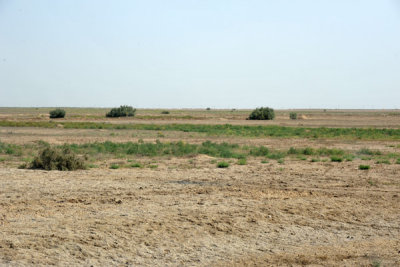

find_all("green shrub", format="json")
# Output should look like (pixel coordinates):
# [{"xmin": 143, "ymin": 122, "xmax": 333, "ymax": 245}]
[
  {"xmin": 237, "ymin": 158, "xmax": 247, "ymax": 165},
  {"xmin": 110, "ymin": 164, "xmax": 120, "ymax": 169},
  {"xmin": 248, "ymin": 107, "xmax": 275, "ymax": 120},
  {"xmin": 130, "ymin": 162, "xmax": 142, "ymax": 168},
  {"xmin": 359, "ymin": 165, "xmax": 370, "ymax": 170},
  {"xmin": 30, "ymin": 146, "xmax": 85, "ymax": 171},
  {"xmin": 396, "ymin": 158, "xmax": 400, "ymax": 164},
  {"xmin": 217, "ymin": 161, "xmax": 229, "ymax": 168},
  {"xmin": 106, "ymin": 105, "xmax": 136, "ymax": 118},
  {"xmin": 311, "ymin": 158, "xmax": 320, "ymax": 162},
  {"xmin": 267, "ymin": 152, "xmax": 285, "ymax": 160},
  {"xmin": 49, "ymin": 108, "xmax": 66, "ymax": 119},
  {"xmin": 289, "ymin": 112, "xmax": 297, "ymax": 120},
  {"xmin": 161, "ymin": 111, "xmax": 170, "ymax": 114},
  {"xmin": 330, "ymin": 156, "xmax": 343, "ymax": 162}
]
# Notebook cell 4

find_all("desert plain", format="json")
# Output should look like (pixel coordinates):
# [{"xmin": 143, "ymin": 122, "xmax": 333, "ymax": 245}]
[{"xmin": 0, "ymin": 108, "xmax": 399, "ymax": 266}]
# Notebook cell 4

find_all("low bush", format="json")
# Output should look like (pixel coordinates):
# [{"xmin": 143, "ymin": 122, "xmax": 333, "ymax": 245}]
[
  {"xmin": 110, "ymin": 164, "xmax": 120, "ymax": 169},
  {"xmin": 30, "ymin": 146, "xmax": 85, "ymax": 171},
  {"xmin": 248, "ymin": 107, "xmax": 275, "ymax": 120},
  {"xmin": 330, "ymin": 156, "xmax": 343, "ymax": 162},
  {"xmin": 49, "ymin": 108, "xmax": 66, "ymax": 119},
  {"xmin": 130, "ymin": 162, "xmax": 142, "ymax": 168},
  {"xmin": 161, "ymin": 111, "xmax": 170, "ymax": 114},
  {"xmin": 106, "ymin": 105, "xmax": 136, "ymax": 117},
  {"xmin": 217, "ymin": 161, "xmax": 229, "ymax": 168},
  {"xmin": 289, "ymin": 112, "xmax": 297, "ymax": 120},
  {"xmin": 359, "ymin": 165, "xmax": 370, "ymax": 170}
]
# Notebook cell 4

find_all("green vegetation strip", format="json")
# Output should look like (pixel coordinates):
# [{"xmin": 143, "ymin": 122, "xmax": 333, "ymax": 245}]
[
  {"xmin": 1, "ymin": 120, "xmax": 400, "ymax": 140},
  {"xmin": 1, "ymin": 140, "xmax": 399, "ymax": 163}
]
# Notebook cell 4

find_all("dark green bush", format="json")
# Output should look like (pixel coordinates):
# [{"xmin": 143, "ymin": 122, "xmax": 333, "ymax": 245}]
[
  {"xmin": 161, "ymin": 111, "xmax": 170, "ymax": 114},
  {"xmin": 289, "ymin": 112, "xmax": 297, "ymax": 120},
  {"xmin": 110, "ymin": 164, "xmax": 120, "ymax": 169},
  {"xmin": 248, "ymin": 107, "xmax": 275, "ymax": 120},
  {"xmin": 359, "ymin": 165, "xmax": 370, "ymax": 170},
  {"xmin": 30, "ymin": 146, "xmax": 85, "ymax": 171},
  {"xmin": 106, "ymin": 105, "xmax": 136, "ymax": 118},
  {"xmin": 49, "ymin": 108, "xmax": 66, "ymax": 119},
  {"xmin": 330, "ymin": 156, "xmax": 343, "ymax": 162},
  {"xmin": 217, "ymin": 161, "xmax": 229, "ymax": 168}
]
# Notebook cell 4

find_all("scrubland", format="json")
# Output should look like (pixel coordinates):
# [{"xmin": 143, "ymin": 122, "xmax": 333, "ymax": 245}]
[{"xmin": 0, "ymin": 108, "xmax": 399, "ymax": 266}]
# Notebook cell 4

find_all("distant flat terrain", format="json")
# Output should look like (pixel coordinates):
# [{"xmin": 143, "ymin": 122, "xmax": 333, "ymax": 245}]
[{"xmin": 0, "ymin": 108, "xmax": 399, "ymax": 266}]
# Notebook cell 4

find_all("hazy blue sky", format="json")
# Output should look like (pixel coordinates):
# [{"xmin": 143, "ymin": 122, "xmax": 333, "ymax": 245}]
[{"xmin": 1, "ymin": 0, "xmax": 399, "ymax": 108}]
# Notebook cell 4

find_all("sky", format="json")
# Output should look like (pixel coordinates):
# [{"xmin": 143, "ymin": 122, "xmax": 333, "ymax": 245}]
[{"xmin": 0, "ymin": 0, "xmax": 400, "ymax": 109}]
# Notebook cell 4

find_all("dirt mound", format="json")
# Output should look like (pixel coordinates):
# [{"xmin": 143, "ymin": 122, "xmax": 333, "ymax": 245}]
[{"xmin": 298, "ymin": 114, "xmax": 308, "ymax": 119}]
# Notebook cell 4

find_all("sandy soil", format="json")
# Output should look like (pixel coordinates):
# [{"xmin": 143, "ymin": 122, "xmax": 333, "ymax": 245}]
[{"xmin": 1, "ymin": 158, "xmax": 399, "ymax": 266}]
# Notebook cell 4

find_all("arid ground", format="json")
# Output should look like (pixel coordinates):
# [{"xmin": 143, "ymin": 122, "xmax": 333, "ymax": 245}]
[{"xmin": 1, "ymin": 108, "xmax": 399, "ymax": 266}]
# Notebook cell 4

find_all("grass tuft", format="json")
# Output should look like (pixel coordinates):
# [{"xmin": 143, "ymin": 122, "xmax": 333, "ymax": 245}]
[
  {"xmin": 359, "ymin": 165, "xmax": 370, "ymax": 170},
  {"xmin": 217, "ymin": 161, "xmax": 229, "ymax": 168}
]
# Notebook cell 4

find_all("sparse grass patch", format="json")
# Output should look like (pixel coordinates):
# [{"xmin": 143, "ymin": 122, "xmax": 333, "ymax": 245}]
[
  {"xmin": 359, "ymin": 165, "xmax": 370, "ymax": 170},
  {"xmin": 148, "ymin": 164, "xmax": 158, "ymax": 169},
  {"xmin": 217, "ymin": 161, "xmax": 229, "ymax": 168},
  {"xmin": 297, "ymin": 156, "xmax": 307, "ymax": 161},
  {"xmin": 277, "ymin": 159, "xmax": 284, "ymax": 164},
  {"xmin": 375, "ymin": 159, "xmax": 391, "ymax": 164},
  {"xmin": 357, "ymin": 148, "xmax": 382, "ymax": 156},
  {"xmin": 250, "ymin": 146, "xmax": 269, "ymax": 156},
  {"xmin": 360, "ymin": 156, "xmax": 372, "ymax": 160},
  {"xmin": 130, "ymin": 162, "xmax": 142, "ymax": 168},
  {"xmin": 330, "ymin": 156, "xmax": 343, "ymax": 162},
  {"xmin": 396, "ymin": 158, "xmax": 400, "ymax": 164},
  {"xmin": 2, "ymin": 121, "xmax": 400, "ymax": 140},
  {"xmin": 237, "ymin": 158, "xmax": 247, "ymax": 165},
  {"xmin": 88, "ymin": 164, "xmax": 98, "ymax": 168},
  {"xmin": 267, "ymin": 152, "xmax": 285, "ymax": 160},
  {"xmin": 344, "ymin": 154, "xmax": 355, "ymax": 161},
  {"xmin": 261, "ymin": 159, "xmax": 269, "ymax": 164},
  {"xmin": 311, "ymin": 158, "xmax": 320, "ymax": 162},
  {"xmin": 110, "ymin": 164, "xmax": 120, "ymax": 169}
]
